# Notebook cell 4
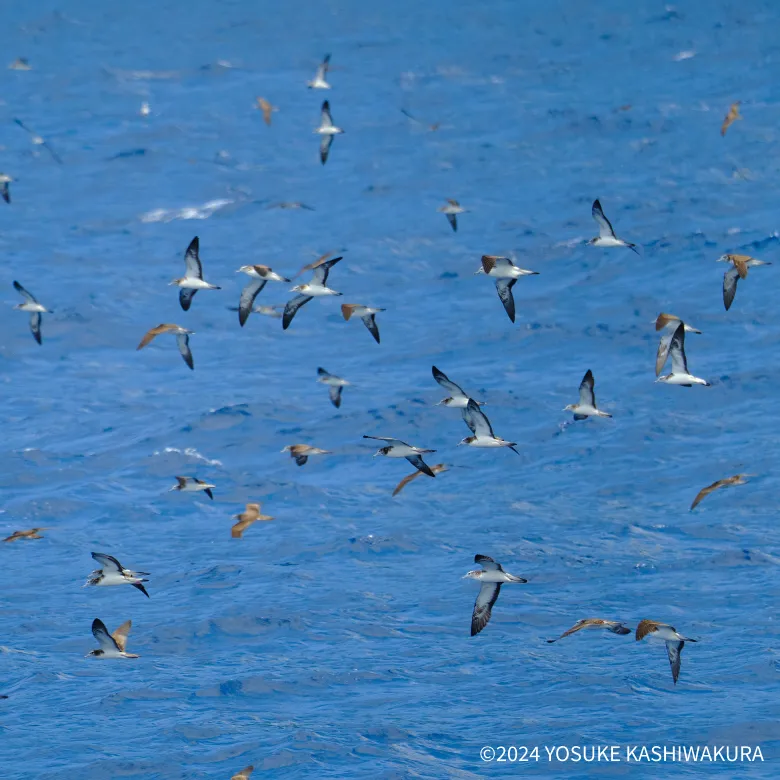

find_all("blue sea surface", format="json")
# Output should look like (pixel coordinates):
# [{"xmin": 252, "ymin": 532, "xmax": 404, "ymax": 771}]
[{"xmin": 2, "ymin": 0, "xmax": 780, "ymax": 777}]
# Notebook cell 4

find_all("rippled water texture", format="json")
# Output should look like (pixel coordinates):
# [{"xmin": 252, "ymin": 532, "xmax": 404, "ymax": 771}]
[{"xmin": 3, "ymin": 0, "xmax": 780, "ymax": 777}]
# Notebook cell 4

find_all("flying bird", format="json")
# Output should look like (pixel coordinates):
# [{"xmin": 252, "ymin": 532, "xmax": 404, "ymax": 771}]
[
  {"xmin": 563, "ymin": 370, "xmax": 612, "ymax": 420},
  {"xmin": 340, "ymin": 304, "xmax": 384, "ymax": 344},
  {"xmin": 169, "ymin": 476, "xmax": 215, "ymax": 499},
  {"xmin": 137, "ymin": 324, "xmax": 194, "ymax": 370},
  {"xmin": 283, "ymin": 256, "xmax": 343, "ymax": 329},
  {"xmin": 236, "ymin": 265, "xmax": 290, "ymax": 326},
  {"xmin": 307, "ymin": 54, "xmax": 331, "ymax": 89},
  {"xmin": 85, "ymin": 552, "xmax": 150, "ymax": 598},
  {"xmin": 656, "ymin": 323, "xmax": 710, "ymax": 386},
  {"xmin": 170, "ymin": 237, "xmax": 221, "ymax": 311},
  {"xmin": 392, "ymin": 463, "xmax": 448, "ymax": 496},
  {"xmin": 636, "ymin": 619, "xmax": 697, "ymax": 685},
  {"xmin": 459, "ymin": 399, "xmax": 519, "ymax": 454},
  {"xmin": 3, "ymin": 527, "xmax": 48, "ymax": 542},
  {"xmin": 315, "ymin": 100, "xmax": 344, "ymax": 164},
  {"xmin": 8, "ymin": 58, "xmax": 31, "ymax": 71},
  {"xmin": 231, "ymin": 767, "xmax": 255, "ymax": 780},
  {"xmin": 13, "ymin": 118, "xmax": 62, "ymax": 163},
  {"xmin": 255, "ymin": 97, "xmax": 278, "ymax": 126},
  {"xmin": 546, "ymin": 618, "xmax": 632, "ymax": 643},
  {"xmin": 86, "ymin": 619, "xmax": 139, "ymax": 659},
  {"xmin": 655, "ymin": 314, "xmax": 701, "ymax": 377},
  {"xmin": 718, "ymin": 254, "xmax": 771, "ymax": 311},
  {"xmin": 438, "ymin": 199, "xmax": 466, "ymax": 232},
  {"xmin": 432, "ymin": 365, "xmax": 483, "ymax": 408},
  {"xmin": 0, "ymin": 173, "xmax": 12, "ymax": 203},
  {"xmin": 12, "ymin": 281, "xmax": 49, "ymax": 345},
  {"xmin": 475, "ymin": 255, "xmax": 539, "ymax": 323},
  {"xmin": 690, "ymin": 474, "xmax": 752, "ymax": 511},
  {"xmin": 363, "ymin": 435, "xmax": 437, "ymax": 477},
  {"xmin": 463, "ymin": 555, "xmax": 527, "ymax": 636},
  {"xmin": 721, "ymin": 101, "xmax": 741, "ymax": 136},
  {"xmin": 232, "ymin": 503, "xmax": 273, "ymax": 538},
  {"xmin": 588, "ymin": 199, "xmax": 638, "ymax": 254},
  {"xmin": 282, "ymin": 444, "xmax": 331, "ymax": 467},
  {"xmin": 317, "ymin": 367, "xmax": 350, "ymax": 408}
]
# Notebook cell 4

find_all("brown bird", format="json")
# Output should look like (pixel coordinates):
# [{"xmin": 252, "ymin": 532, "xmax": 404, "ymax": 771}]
[
  {"xmin": 392, "ymin": 464, "xmax": 448, "ymax": 496},
  {"xmin": 690, "ymin": 473, "xmax": 752, "ymax": 511},
  {"xmin": 721, "ymin": 101, "xmax": 741, "ymax": 136},
  {"xmin": 546, "ymin": 618, "xmax": 632, "ymax": 643},
  {"xmin": 636, "ymin": 619, "xmax": 697, "ymax": 685},
  {"xmin": 137, "ymin": 324, "xmax": 194, "ymax": 370},
  {"xmin": 718, "ymin": 254, "xmax": 771, "ymax": 311},
  {"xmin": 654, "ymin": 314, "xmax": 701, "ymax": 377},
  {"xmin": 231, "ymin": 767, "xmax": 254, "ymax": 780},
  {"xmin": 255, "ymin": 97, "xmax": 277, "ymax": 126},
  {"xmin": 281, "ymin": 444, "xmax": 331, "ymax": 467},
  {"xmin": 3, "ymin": 527, "xmax": 47, "ymax": 542},
  {"xmin": 293, "ymin": 251, "xmax": 336, "ymax": 279},
  {"xmin": 232, "ymin": 503, "xmax": 273, "ymax": 538}
]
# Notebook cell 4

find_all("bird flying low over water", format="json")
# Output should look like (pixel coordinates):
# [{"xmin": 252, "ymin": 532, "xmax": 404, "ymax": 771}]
[
  {"xmin": 3, "ymin": 527, "xmax": 48, "ymax": 542},
  {"xmin": 564, "ymin": 370, "xmax": 612, "ymax": 420},
  {"xmin": 232, "ymin": 503, "xmax": 273, "ymax": 538},
  {"xmin": 137, "ymin": 324, "xmax": 194, "ymax": 370},
  {"xmin": 170, "ymin": 237, "xmax": 221, "ymax": 310},
  {"xmin": 363, "ymin": 435, "xmax": 437, "ymax": 477},
  {"xmin": 459, "ymin": 399, "xmax": 519, "ymax": 454},
  {"xmin": 231, "ymin": 767, "xmax": 255, "ymax": 780},
  {"xmin": 282, "ymin": 444, "xmax": 331, "ymax": 466},
  {"xmin": 341, "ymin": 304, "xmax": 384, "ymax": 344},
  {"xmin": 255, "ymin": 97, "xmax": 277, "ymax": 126},
  {"xmin": 87, "ymin": 619, "xmax": 139, "ymax": 659},
  {"xmin": 283, "ymin": 256, "xmax": 343, "ymax": 329},
  {"xmin": 12, "ymin": 280, "xmax": 49, "ymax": 345},
  {"xmin": 307, "ymin": 54, "xmax": 331, "ymax": 89},
  {"xmin": 475, "ymin": 255, "xmax": 538, "ymax": 323},
  {"xmin": 392, "ymin": 463, "xmax": 448, "ymax": 496},
  {"xmin": 432, "ymin": 365, "xmax": 483, "ymax": 408},
  {"xmin": 655, "ymin": 314, "xmax": 701, "ymax": 377},
  {"xmin": 438, "ymin": 199, "xmax": 466, "ymax": 232},
  {"xmin": 718, "ymin": 254, "xmax": 771, "ymax": 311},
  {"xmin": 656, "ymin": 323, "xmax": 710, "ymax": 387},
  {"xmin": 636, "ymin": 619, "xmax": 697, "ymax": 685},
  {"xmin": 464, "ymin": 554, "xmax": 527, "ymax": 636},
  {"xmin": 721, "ymin": 101, "xmax": 741, "ymax": 136},
  {"xmin": 317, "ymin": 367, "xmax": 349, "ymax": 408},
  {"xmin": 85, "ymin": 552, "xmax": 150, "ymax": 598},
  {"xmin": 0, "ymin": 173, "xmax": 12, "ymax": 203},
  {"xmin": 690, "ymin": 473, "xmax": 752, "ymax": 511},
  {"xmin": 315, "ymin": 101, "xmax": 343, "ymax": 165},
  {"xmin": 588, "ymin": 199, "xmax": 638, "ymax": 254},
  {"xmin": 236, "ymin": 265, "xmax": 290, "ymax": 326},
  {"xmin": 170, "ymin": 476, "xmax": 215, "ymax": 499},
  {"xmin": 13, "ymin": 118, "xmax": 62, "ymax": 163},
  {"xmin": 546, "ymin": 618, "xmax": 632, "ymax": 643}
]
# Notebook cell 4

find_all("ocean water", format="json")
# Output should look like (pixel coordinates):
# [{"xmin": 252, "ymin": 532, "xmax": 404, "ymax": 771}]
[{"xmin": 2, "ymin": 0, "xmax": 780, "ymax": 777}]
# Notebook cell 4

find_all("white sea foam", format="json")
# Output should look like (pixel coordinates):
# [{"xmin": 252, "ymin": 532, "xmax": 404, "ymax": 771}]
[
  {"xmin": 154, "ymin": 447, "xmax": 223, "ymax": 466},
  {"xmin": 140, "ymin": 199, "xmax": 233, "ymax": 223}
]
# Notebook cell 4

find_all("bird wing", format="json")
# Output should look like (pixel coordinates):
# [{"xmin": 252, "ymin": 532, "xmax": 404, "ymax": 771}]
[
  {"xmin": 446, "ymin": 213, "xmax": 457, "ymax": 232},
  {"xmin": 578, "ymin": 370, "xmax": 596, "ymax": 407},
  {"xmin": 231, "ymin": 518, "xmax": 255, "ymax": 538},
  {"xmin": 282, "ymin": 294, "xmax": 313, "ymax": 329},
  {"xmin": 591, "ymin": 199, "xmax": 616, "ymax": 239},
  {"xmin": 668, "ymin": 323, "xmax": 688, "ymax": 374},
  {"xmin": 361, "ymin": 313, "xmax": 380, "ymax": 344},
  {"xmin": 179, "ymin": 288, "xmax": 197, "ymax": 311},
  {"xmin": 405, "ymin": 454, "xmax": 435, "ymax": 477},
  {"xmin": 111, "ymin": 620, "xmax": 132, "ymax": 652},
  {"xmin": 666, "ymin": 640, "xmax": 684, "ymax": 684},
  {"xmin": 462, "ymin": 399, "xmax": 495, "ymax": 438},
  {"xmin": 328, "ymin": 384, "xmax": 343, "ymax": 408},
  {"xmin": 318, "ymin": 55, "xmax": 331, "ymax": 79},
  {"xmin": 92, "ymin": 619, "xmax": 121, "ymax": 652},
  {"xmin": 723, "ymin": 266, "xmax": 739, "ymax": 311},
  {"xmin": 13, "ymin": 280, "xmax": 38, "ymax": 305},
  {"xmin": 320, "ymin": 134, "xmax": 333, "ymax": 165},
  {"xmin": 91, "ymin": 552, "xmax": 123, "ymax": 572},
  {"xmin": 392, "ymin": 470, "xmax": 423, "ymax": 497},
  {"xmin": 29, "ymin": 312, "xmax": 42, "ymax": 345},
  {"xmin": 239, "ymin": 279, "xmax": 268, "ymax": 326},
  {"xmin": 137, "ymin": 324, "xmax": 171, "ymax": 350},
  {"xmin": 364, "ymin": 435, "xmax": 406, "ymax": 446},
  {"xmin": 311, "ymin": 256, "xmax": 342, "ymax": 286},
  {"xmin": 495, "ymin": 279, "xmax": 516, "ymax": 323},
  {"xmin": 183, "ymin": 237, "xmax": 203, "ymax": 278},
  {"xmin": 176, "ymin": 332, "xmax": 194, "ymax": 370},
  {"xmin": 432, "ymin": 366, "xmax": 467, "ymax": 397},
  {"xmin": 1, "ymin": 181, "xmax": 10, "ymax": 204},
  {"xmin": 471, "ymin": 582, "xmax": 501, "ymax": 636},
  {"xmin": 474, "ymin": 554, "xmax": 500, "ymax": 570},
  {"xmin": 547, "ymin": 620, "xmax": 593, "ymax": 642},
  {"xmin": 655, "ymin": 332, "xmax": 673, "ymax": 376},
  {"xmin": 320, "ymin": 101, "xmax": 334, "ymax": 129}
]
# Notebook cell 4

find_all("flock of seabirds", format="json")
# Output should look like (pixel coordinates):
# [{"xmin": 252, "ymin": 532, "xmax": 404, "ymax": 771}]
[{"xmin": 1, "ymin": 53, "xmax": 764, "ymax": 770}]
